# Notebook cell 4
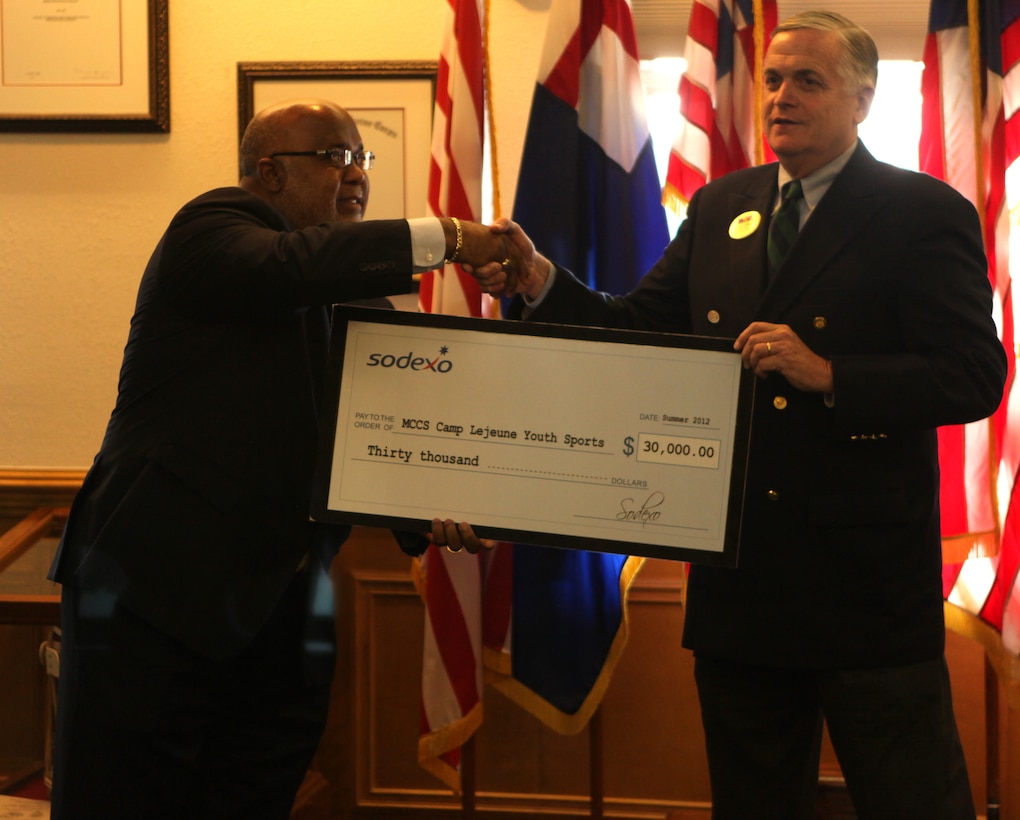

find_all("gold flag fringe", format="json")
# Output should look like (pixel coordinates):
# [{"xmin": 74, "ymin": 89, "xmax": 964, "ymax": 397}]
[
  {"xmin": 482, "ymin": 555, "xmax": 647, "ymax": 736},
  {"xmin": 945, "ymin": 602, "xmax": 1020, "ymax": 709}
]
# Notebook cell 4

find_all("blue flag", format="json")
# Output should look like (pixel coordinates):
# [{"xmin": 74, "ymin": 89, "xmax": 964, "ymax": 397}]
[
  {"xmin": 513, "ymin": 1, "xmax": 669, "ymax": 292},
  {"xmin": 495, "ymin": 0, "xmax": 669, "ymax": 730}
]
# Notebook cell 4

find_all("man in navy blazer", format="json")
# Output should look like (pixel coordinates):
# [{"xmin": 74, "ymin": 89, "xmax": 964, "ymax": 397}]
[
  {"xmin": 473, "ymin": 11, "xmax": 1007, "ymax": 820},
  {"xmin": 48, "ymin": 100, "xmax": 510, "ymax": 819}
]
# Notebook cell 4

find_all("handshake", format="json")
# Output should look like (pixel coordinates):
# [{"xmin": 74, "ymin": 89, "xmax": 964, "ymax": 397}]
[{"xmin": 440, "ymin": 217, "xmax": 550, "ymax": 301}]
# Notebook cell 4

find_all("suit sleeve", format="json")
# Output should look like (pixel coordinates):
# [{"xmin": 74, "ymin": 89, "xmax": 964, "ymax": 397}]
[
  {"xmin": 158, "ymin": 189, "xmax": 415, "ymax": 320},
  {"xmin": 830, "ymin": 177, "xmax": 1006, "ymax": 430},
  {"xmin": 513, "ymin": 188, "xmax": 706, "ymax": 334}
]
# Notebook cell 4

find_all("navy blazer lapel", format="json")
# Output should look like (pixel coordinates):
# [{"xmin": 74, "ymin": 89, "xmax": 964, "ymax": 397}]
[
  {"xmin": 757, "ymin": 144, "xmax": 890, "ymax": 318},
  {"xmin": 723, "ymin": 170, "xmax": 776, "ymax": 312}
]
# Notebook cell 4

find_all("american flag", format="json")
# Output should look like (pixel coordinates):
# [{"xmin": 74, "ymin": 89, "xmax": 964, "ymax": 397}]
[
  {"xmin": 421, "ymin": 0, "xmax": 485, "ymax": 317},
  {"xmin": 416, "ymin": 0, "xmax": 511, "ymax": 792},
  {"xmin": 921, "ymin": 0, "xmax": 1020, "ymax": 681},
  {"xmin": 662, "ymin": 0, "xmax": 777, "ymax": 212}
]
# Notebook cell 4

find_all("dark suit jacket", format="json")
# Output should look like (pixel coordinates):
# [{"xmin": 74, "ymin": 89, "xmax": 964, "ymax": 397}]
[
  {"xmin": 521, "ymin": 143, "xmax": 1007, "ymax": 669},
  {"xmin": 51, "ymin": 187, "xmax": 420, "ymax": 660}
]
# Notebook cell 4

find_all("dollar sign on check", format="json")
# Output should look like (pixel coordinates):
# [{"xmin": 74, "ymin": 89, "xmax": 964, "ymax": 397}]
[{"xmin": 623, "ymin": 436, "xmax": 634, "ymax": 457}]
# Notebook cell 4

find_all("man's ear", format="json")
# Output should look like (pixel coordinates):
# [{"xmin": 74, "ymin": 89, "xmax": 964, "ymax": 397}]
[
  {"xmin": 256, "ymin": 157, "xmax": 285, "ymax": 192},
  {"xmin": 854, "ymin": 86, "xmax": 875, "ymax": 125}
]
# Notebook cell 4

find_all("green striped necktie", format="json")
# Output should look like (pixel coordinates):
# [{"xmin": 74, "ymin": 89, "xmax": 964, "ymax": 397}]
[{"xmin": 767, "ymin": 179, "xmax": 803, "ymax": 280}]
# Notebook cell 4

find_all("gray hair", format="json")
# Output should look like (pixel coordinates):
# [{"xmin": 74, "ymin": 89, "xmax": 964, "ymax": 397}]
[
  {"xmin": 774, "ymin": 11, "xmax": 878, "ymax": 91},
  {"xmin": 238, "ymin": 116, "xmax": 269, "ymax": 178}
]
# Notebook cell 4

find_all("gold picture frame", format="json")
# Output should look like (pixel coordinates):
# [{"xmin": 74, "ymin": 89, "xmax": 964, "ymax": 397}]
[{"xmin": 0, "ymin": 0, "xmax": 169, "ymax": 133}]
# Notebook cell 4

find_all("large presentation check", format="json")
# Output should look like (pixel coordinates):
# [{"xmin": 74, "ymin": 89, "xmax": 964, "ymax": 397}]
[{"xmin": 310, "ymin": 306, "xmax": 755, "ymax": 565}]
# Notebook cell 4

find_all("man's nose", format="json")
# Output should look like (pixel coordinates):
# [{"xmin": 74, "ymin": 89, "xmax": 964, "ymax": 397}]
[
  {"xmin": 772, "ymin": 80, "xmax": 796, "ymax": 105},
  {"xmin": 343, "ymin": 163, "xmax": 367, "ymax": 181}
]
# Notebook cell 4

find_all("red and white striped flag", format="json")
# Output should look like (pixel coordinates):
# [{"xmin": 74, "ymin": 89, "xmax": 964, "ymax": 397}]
[
  {"xmin": 661, "ymin": 0, "xmax": 777, "ymax": 213},
  {"xmin": 921, "ymin": 0, "xmax": 1020, "ymax": 680},
  {"xmin": 421, "ymin": 0, "xmax": 485, "ymax": 317},
  {"xmin": 416, "ymin": 0, "xmax": 513, "ymax": 792}
]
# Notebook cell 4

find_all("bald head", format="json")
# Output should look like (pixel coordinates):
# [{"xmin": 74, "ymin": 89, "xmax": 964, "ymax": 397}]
[{"xmin": 238, "ymin": 100, "xmax": 370, "ymax": 227}]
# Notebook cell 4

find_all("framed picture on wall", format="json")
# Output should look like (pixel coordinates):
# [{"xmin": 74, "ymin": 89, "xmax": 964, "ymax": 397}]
[
  {"xmin": 0, "ymin": 0, "xmax": 170, "ymax": 133},
  {"xmin": 236, "ymin": 61, "xmax": 437, "ymax": 221}
]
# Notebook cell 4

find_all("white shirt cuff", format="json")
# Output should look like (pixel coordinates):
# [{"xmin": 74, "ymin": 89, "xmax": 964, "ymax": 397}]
[{"xmin": 407, "ymin": 217, "xmax": 447, "ymax": 273}]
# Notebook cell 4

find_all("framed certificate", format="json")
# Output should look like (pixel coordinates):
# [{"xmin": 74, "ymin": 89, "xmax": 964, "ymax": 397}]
[
  {"xmin": 311, "ymin": 307, "xmax": 755, "ymax": 565},
  {"xmin": 236, "ymin": 61, "xmax": 436, "ymax": 219},
  {"xmin": 0, "ymin": 0, "xmax": 169, "ymax": 132}
]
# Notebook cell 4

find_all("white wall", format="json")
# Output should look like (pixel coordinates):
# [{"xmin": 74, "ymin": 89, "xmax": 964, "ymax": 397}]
[{"xmin": 0, "ymin": 0, "xmax": 548, "ymax": 468}]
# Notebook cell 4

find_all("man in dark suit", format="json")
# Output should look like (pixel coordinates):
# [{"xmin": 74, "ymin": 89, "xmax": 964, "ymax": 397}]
[
  {"xmin": 472, "ymin": 11, "xmax": 1007, "ymax": 820},
  {"xmin": 48, "ymin": 99, "xmax": 511, "ymax": 819}
]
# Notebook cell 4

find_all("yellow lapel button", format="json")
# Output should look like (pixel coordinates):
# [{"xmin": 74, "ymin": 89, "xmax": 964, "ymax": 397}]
[{"xmin": 729, "ymin": 210, "xmax": 762, "ymax": 240}]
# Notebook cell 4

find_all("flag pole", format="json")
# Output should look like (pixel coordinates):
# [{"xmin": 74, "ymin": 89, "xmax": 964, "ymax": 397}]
[
  {"xmin": 484, "ymin": 0, "xmax": 501, "ymax": 220},
  {"xmin": 964, "ymin": 8, "xmax": 1000, "ymax": 817},
  {"xmin": 590, "ymin": 704, "xmax": 604, "ymax": 819},
  {"xmin": 464, "ymin": 6, "xmax": 494, "ymax": 810},
  {"xmin": 483, "ymin": 0, "xmax": 501, "ymax": 324},
  {"xmin": 985, "ymin": 655, "xmax": 1001, "ymax": 820},
  {"xmin": 967, "ymin": 0, "xmax": 986, "ymax": 226},
  {"xmin": 460, "ymin": 734, "xmax": 477, "ymax": 818},
  {"xmin": 752, "ymin": 0, "xmax": 765, "ymax": 165}
]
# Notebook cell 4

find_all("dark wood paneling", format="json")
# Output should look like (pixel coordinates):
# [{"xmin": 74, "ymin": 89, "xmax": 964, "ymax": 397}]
[
  {"xmin": 0, "ymin": 476, "xmax": 1013, "ymax": 817},
  {"xmin": 294, "ymin": 526, "xmax": 1018, "ymax": 819}
]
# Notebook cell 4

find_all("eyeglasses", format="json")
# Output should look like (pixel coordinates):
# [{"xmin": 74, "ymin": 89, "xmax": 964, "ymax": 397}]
[{"xmin": 269, "ymin": 148, "xmax": 375, "ymax": 170}]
